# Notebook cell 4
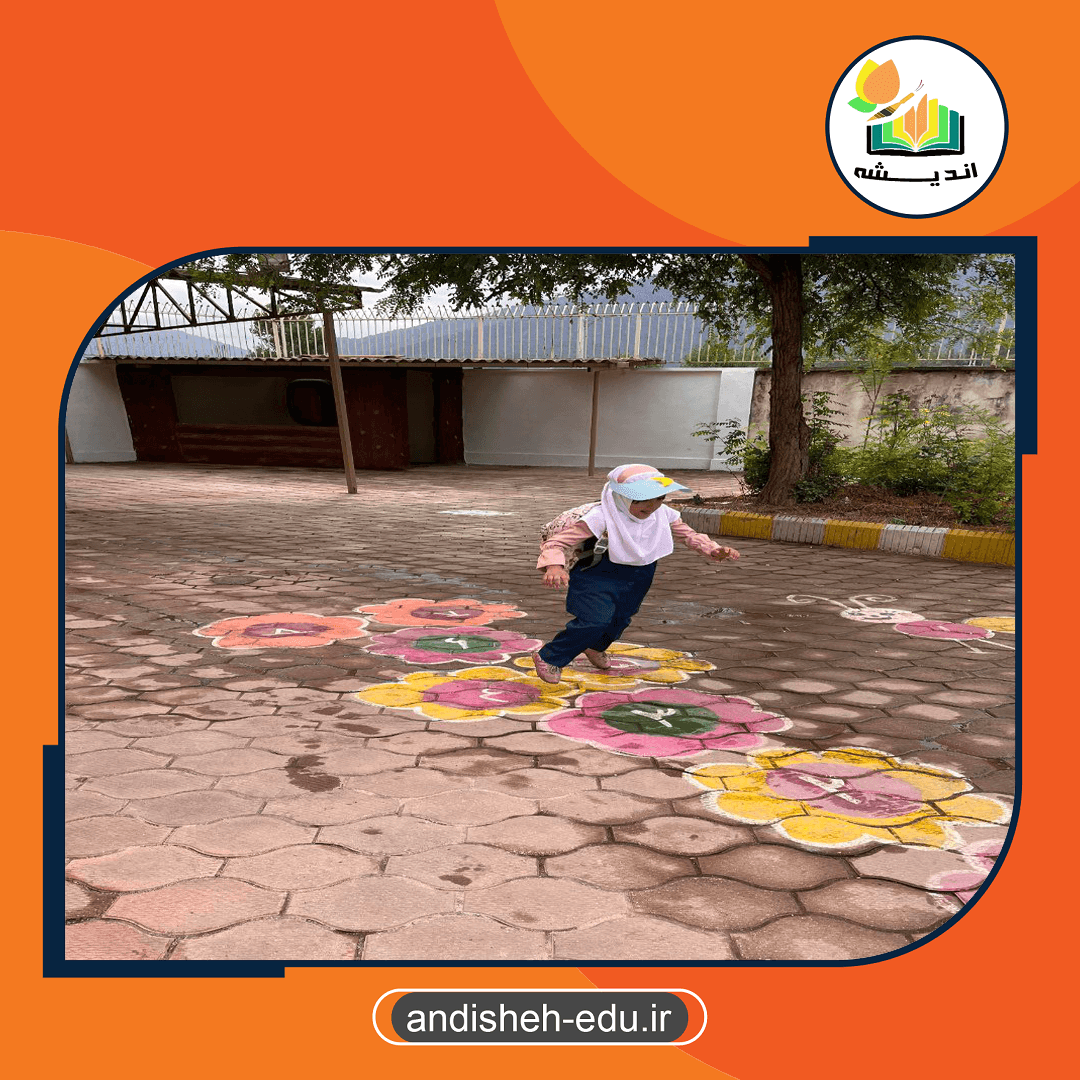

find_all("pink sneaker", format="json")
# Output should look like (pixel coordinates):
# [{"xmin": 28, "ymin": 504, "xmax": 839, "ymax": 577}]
[
  {"xmin": 533, "ymin": 653, "xmax": 562, "ymax": 684},
  {"xmin": 583, "ymin": 649, "xmax": 611, "ymax": 670}
]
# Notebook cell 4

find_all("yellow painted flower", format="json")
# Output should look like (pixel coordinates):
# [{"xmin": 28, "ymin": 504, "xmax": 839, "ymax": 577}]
[
  {"xmin": 686, "ymin": 747, "xmax": 1009, "ymax": 850},
  {"xmin": 356, "ymin": 666, "xmax": 576, "ymax": 721},
  {"xmin": 513, "ymin": 641, "xmax": 713, "ymax": 690},
  {"xmin": 965, "ymin": 617, "xmax": 1015, "ymax": 634}
]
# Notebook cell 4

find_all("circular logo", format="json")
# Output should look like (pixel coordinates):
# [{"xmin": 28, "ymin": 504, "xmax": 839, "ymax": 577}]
[{"xmin": 826, "ymin": 37, "xmax": 1006, "ymax": 217}]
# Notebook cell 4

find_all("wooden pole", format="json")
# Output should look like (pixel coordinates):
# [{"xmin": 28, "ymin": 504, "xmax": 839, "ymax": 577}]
[
  {"xmin": 587, "ymin": 366, "xmax": 600, "ymax": 477},
  {"xmin": 322, "ymin": 309, "xmax": 358, "ymax": 494}
]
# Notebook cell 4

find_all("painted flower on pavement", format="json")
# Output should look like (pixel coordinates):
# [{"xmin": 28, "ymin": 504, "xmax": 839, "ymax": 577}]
[
  {"xmin": 193, "ymin": 612, "xmax": 369, "ymax": 649},
  {"xmin": 364, "ymin": 626, "xmax": 542, "ymax": 666},
  {"xmin": 895, "ymin": 619, "xmax": 992, "ymax": 641},
  {"xmin": 356, "ymin": 597, "xmax": 526, "ymax": 627},
  {"xmin": 543, "ymin": 687, "xmax": 790, "ymax": 758},
  {"xmin": 686, "ymin": 747, "xmax": 1009, "ymax": 850},
  {"xmin": 356, "ymin": 666, "xmax": 574, "ymax": 721},
  {"xmin": 513, "ymin": 641, "xmax": 714, "ymax": 691}
]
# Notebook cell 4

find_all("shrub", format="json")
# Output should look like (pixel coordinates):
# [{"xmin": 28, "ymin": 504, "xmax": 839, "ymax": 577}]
[{"xmin": 693, "ymin": 391, "xmax": 848, "ymax": 502}]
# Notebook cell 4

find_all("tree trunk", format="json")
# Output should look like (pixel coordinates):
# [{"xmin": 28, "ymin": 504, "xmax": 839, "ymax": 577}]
[{"xmin": 759, "ymin": 254, "xmax": 809, "ymax": 505}]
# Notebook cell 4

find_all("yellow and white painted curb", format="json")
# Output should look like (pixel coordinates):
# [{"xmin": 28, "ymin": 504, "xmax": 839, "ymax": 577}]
[{"xmin": 678, "ymin": 507, "xmax": 1014, "ymax": 567}]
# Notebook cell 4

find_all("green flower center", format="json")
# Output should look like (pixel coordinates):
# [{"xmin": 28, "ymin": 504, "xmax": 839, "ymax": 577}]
[
  {"xmin": 600, "ymin": 702, "xmax": 717, "ymax": 736},
  {"xmin": 413, "ymin": 633, "xmax": 500, "ymax": 654}
]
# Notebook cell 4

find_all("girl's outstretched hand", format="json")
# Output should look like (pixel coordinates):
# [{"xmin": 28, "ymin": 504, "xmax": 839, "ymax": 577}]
[
  {"xmin": 543, "ymin": 565, "xmax": 570, "ymax": 590},
  {"xmin": 710, "ymin": 545, "xmax": 740, "ymax": 561}
]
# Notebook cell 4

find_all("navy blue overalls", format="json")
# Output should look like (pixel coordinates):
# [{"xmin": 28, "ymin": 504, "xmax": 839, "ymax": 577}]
[{"xmin": 537, "ymin": 553, "xmax": 656, "ymax": 668}]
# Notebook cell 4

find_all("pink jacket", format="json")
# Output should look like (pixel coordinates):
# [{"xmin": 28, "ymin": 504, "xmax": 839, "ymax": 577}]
[{"xmin": 537, "ymin": 517, "xmax": 724, "ymax": 569}]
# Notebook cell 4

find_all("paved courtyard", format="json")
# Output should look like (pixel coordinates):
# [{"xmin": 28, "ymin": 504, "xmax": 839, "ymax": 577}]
[{"xmin": 62, "ymin": 464, "xmax": 1015, "ymax": 962}]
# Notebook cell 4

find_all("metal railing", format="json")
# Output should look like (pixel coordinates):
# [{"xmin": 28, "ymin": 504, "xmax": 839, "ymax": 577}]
[{"xmin": 88, "ymin": 297, "xmax": 1014, "ymax": 367}]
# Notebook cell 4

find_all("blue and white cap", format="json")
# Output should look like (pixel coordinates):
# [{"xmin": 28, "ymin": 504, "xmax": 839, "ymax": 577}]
[{"xmin": 607, "ymin": 473, "xmax": 690, "ymax": 500}]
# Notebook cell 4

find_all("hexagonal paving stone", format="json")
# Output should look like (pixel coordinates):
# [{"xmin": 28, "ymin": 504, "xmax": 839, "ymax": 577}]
[
  {"xmin": 97, "ymin": 717, "xmax": 212, "ymax": 738},
  {"xmin": 553, "ymin": 915, "xmax": 735, "ymax": 961},
  {"xmin": 732, "ymin": 914, "xmax": 908, "ymax": 960},
  {"xmin": 315, "ymin": 747, "xmax": 407, "ymax": 775},
  {"xmin": 613, "ymin": 817, "xmax": 751, "ymax": 856},
  {"xmin": 799, "ymin": 879, "xmax": 961, "ymax": 931},
  {"xmin": 546, "ymin": 844, "xmax": 696, "ymax": 890},
  {"xmin": 207, "ymin": 717, "xmax": 320, "ymax": 738},
  {"xmin": 289, "ymin": 876, "xmax": 454, "ymax": 931},
  {"xmin": 422, "ymin": 748, "xmax": 534, "ymax": 776},
  {"xmin": 363, "ymin": 913, "xmax": 548, "ymax": 961},
  {"xmin": 214, "ymin": 770, "xmax": 314, "ymax": 799},
  {"xmin": 66, "ymin": 790, "xmax": 126, "ymax": 820},
  {"xmin": 65, "ymin": 730, "xmax": 133, "ymax": 754},
  {"xmin": 471, "ymin": 768, "xmax": 596, "ymax": 799},
  {"xmin": 540, "ymin": 748, "xmax": 643, "ymax": 776},
  {"xmin": 125, "ymin": 788, "xmax": 262, "ymax": 825},
  {"xmin": 250, "ymin": 732, "xmax": 363, "ymax": 756},
  {"xmin": 485, "ymin": 732, "xmax": 575, "ymax": 755},
  {"xmin": 351, "ymin": 768, "xmax": 471, "ymax": 798},
  {"xmin": 170, "ymin": 748, "xmax": 286, "ymax": 775},
  {"xmin": 133, "ymin": 730, "xmax": 251, "ymax": 755},
  {"xmin": 631, "ymin": 877, "xmax": 798, "ymax": 930},
  {"xmin": 404, "ymin": 788, "xmax": 535, "ymax": 826},
  {"xmin": 170, "ymin": 815, "xmax": 316, "ymax": 856},
  {"xmin": 67, "ymin": 845, "xmax": 224, "ymax": 891},
  {"xmin": 72, "ymin": 702, "xmax": 172, "ymax": 721},
  {"xmin": 262, "ymin": 789, "xmax": 398, "ymax": 825},
  {"xmin": 224, "ymin": 845, "xmax": 379, "ymax": 890},
  {"xmin": 65, "ymin": 748, "xmax": 167, "ymax": 777},
  {"xmin": 540, "ymin": 790, "xmax": 669, "ymax": 825},
  {"xmin": 140, "ymin": 687, "xmax": 239, "ymax": 705},
  {"xmin": 171, "ymin": 917, "xmax": 358, "ymax": 960},
  {"xmin": 850, "ymin": 846, "xmax": 989, "ymax": 891},
  {"xmin": 466, "ymin": 877, "xmax": 624, "ymax": 930},
  {"xmin": 66, "ymin": 920, "xmax": 170, "ymax": 960},
  {"xmin": 83, "ymin": 769, "xmax": 216, "ymax": 800},
  {"xmin": 698, "ymin": 844, "xmax": 852, "ymax": 889},
  {"xmin": 377, "ymin": 731, "xmax": 477, "ymax": 756},
  {"xmin": 177, "ymin": 702, "xmax": 284, "ymax": 722},
  {"xmin": 66, "ymin": 816, "xmax": 171, "ymax": 858},
  {"xmin": 600, "ymin": 768, "xmax": 701, "ymax": 801},
  {"xmin": 467, "ymin": 816, "xmax": 605, "ymax": 855},
  {"xmin": 65, "ymin": 879, "xmax": 114, "ymax": 919},
  {"xmin": 388, "ymin": 842, "xmax": 536, "ymax": 891},
  {"xmin": 320, "ymin": 815, "xmax": 465, "ymax": 856},
  {"xmin": 108, "ymin": 878, "xmax": 285, "ymax": 934}
]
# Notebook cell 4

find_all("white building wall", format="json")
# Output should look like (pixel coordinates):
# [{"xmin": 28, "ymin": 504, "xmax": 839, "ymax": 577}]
[
  {"xmin": 462, "ymin": 367, "xmax": 754, "ymax": 471},
  {"xmin": 65, "ymin": 361, "xmax": 136, "ymax": 462}
]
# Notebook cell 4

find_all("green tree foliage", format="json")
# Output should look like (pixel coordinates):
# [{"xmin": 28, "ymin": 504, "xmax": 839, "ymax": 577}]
[{"xmin": 182, "ymin": 252, "xmax": 1014, "ymax": 504}]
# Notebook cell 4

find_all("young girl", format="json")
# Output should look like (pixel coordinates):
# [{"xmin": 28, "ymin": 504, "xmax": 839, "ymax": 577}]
[{"xmin": 533, "ymin": 463, "xmax": 739, "ymax": 683}]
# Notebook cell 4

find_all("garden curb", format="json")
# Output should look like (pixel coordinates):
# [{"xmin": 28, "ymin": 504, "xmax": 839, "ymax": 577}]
[{"xmin": 676, "ymin": 506, "xmax": 1014, "ymax": 567}]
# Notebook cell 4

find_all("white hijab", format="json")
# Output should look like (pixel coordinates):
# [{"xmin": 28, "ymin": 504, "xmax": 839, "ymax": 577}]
[{"xmin": 581, "ymin": 464, "xmax": 679, "ymax": 566}]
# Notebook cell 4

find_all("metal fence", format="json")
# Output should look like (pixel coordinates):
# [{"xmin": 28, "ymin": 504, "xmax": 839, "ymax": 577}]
[{"xmin": 90, "ymin": 297, "xmax": 1014, "ymax": 367}]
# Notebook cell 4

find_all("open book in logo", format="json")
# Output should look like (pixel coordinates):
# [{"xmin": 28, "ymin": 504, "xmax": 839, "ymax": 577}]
[{"xmin": 827, "ymin": 37, "xmax": 1006, "ymax": 217}]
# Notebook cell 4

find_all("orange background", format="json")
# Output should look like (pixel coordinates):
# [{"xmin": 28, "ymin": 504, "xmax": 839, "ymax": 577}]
[{"xmin": 5, "ymin": 1, "xmax": 1074, "ymax": 1077}]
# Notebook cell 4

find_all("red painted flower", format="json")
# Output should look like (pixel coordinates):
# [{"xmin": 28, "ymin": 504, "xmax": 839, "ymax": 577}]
[
  {"xmin": 356, "ymin": 597, "xmax": 526, "ymax": 627},
  {"xmin": 193, "ymin": 612, "xmax": 369, "ymax": 649}
]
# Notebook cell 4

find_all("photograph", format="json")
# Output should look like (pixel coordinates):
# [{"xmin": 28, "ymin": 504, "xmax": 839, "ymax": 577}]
[
  {"xmin": 6, "ymin": 3, "xmax": 1072, "ymax": 1078},
  {"xmin": 60, "ymin": 249, "xmax": 1017, "ymax": 964}
]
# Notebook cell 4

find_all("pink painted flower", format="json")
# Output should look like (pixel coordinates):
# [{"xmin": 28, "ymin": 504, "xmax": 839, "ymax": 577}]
[
  {"xmin": 543, "ymin": 687, "xmax": 790, "ymax": 758},
  {"xmin": 356, "ymin": 597, "xmax": 526, "ymax": 627},
  {"xmin": 363, "ymin": 625, "xmax": 542, "ymax": 665},
  {"xmin": 193, "ymin": 612, "xmax": 369, "ymax": 649},
  {"xmin": 929, "ymin": 838, "xmax": 1003, "ymax": 902},
  {"xmin": 895, "ymin": 620, "xmax": 992, "ymax": 641}
]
